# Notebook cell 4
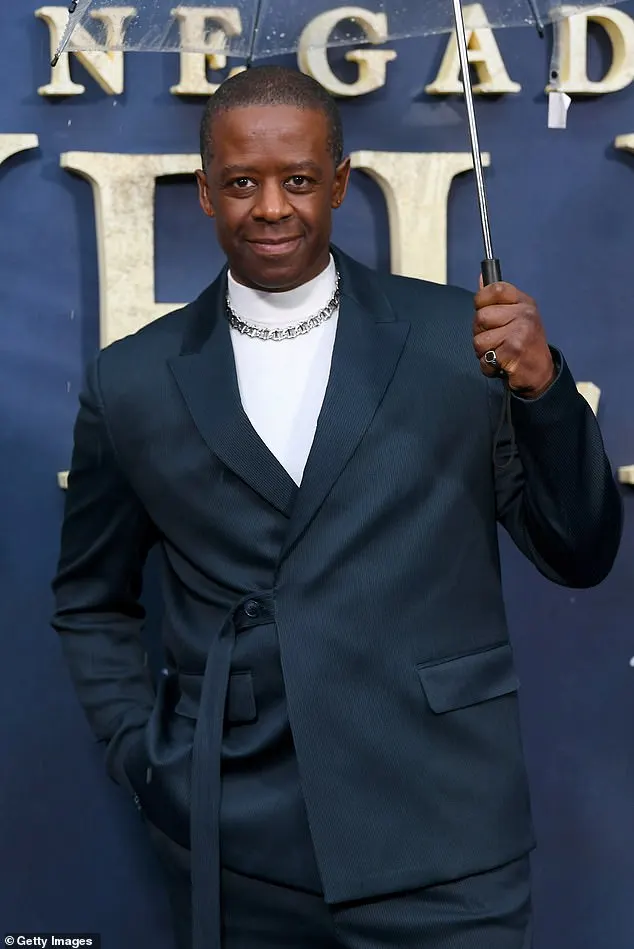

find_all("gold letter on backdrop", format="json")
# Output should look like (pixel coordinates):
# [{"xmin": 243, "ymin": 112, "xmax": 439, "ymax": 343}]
[
  {"xmin": 298, "ymin": 7, "xmax": 396, "ymax": 96},
  {"xmin": 614, "ymin": 132, "xmax": 634, "ymax": 151},
  {"xmin": 0, "ymin": 135, "xmax": 39, "ymax": 168},
  {"xmin": 170, "ymin": 6, "xmax": 245, "ymax": 96},
  {"xmin": 351, "ymin": 151, "xmax": 490, "ymax": 284},
  {"xmin": 60, "ymin": 152, "xmax": 199, "ymax": 346},
  {"xmin": 425, "ymin": 3, "xmax": 520, "ymax": 96},
  {"xmin": 61, "ymin": 150, "xmax": 482, "ymax": 347},
  {"xmin": 36, "ymin": 6, "xmax": 136, "ymax": 96},
  {"xmin": 547, "ymin": 5, "xmax": 634, "ymax": 94},
  {"xmin": 576, "ymin": 382, "xmax": 601, "ymax": 415}
]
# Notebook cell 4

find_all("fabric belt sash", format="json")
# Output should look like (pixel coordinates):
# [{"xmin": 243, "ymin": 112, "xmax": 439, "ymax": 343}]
[{"xmin": 191, "ymin": 592, "xmax": 276, "ymax": 949}]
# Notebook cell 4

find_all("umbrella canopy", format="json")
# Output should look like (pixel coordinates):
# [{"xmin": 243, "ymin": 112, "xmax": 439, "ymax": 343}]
[{"xmin": 53, "ymin": 0, "xmax": 622, "ymax": 58}]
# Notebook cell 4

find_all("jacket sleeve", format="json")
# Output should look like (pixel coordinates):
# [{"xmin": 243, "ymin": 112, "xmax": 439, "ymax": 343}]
[
  {"xmin": 52, "ymin": 356, "xmax": 157, "ymax": 791},
  {"xmin": 490, "ymin": 349, "xmax": 623, "ymax": 587}
]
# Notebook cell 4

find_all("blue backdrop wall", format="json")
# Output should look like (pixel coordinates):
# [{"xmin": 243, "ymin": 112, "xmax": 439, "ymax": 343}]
[{"xmin": 1, "ymin": 3, "xmax": 633, "ymax": 947}]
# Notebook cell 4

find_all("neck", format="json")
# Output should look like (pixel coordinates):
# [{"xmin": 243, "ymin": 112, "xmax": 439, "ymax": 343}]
[{"xmin": 227, "ymin": 255, "xmax": 337, "ymax": 329}]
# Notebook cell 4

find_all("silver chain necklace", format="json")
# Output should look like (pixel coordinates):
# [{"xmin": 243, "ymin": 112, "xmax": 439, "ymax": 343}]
[{"xmin": 225, "ymin": 270, "xmax": 340, "ymax": 341}]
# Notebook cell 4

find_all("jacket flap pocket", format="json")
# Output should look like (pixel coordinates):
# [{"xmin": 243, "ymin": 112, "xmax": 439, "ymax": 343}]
[{"xmin": 416, "ymin": 643, "xmax": 518, "ymax": 714}]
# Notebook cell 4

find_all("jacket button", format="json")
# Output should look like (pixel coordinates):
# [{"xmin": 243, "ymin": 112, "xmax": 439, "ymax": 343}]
[{"xmin": 244, "ymin": 600, "xmax": 260, "ymax": 618}]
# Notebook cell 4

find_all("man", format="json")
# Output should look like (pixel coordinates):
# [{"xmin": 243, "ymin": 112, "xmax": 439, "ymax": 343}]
[{"xmin": 52, "ymin": 66, "xmax": 622, "ymax": 949}]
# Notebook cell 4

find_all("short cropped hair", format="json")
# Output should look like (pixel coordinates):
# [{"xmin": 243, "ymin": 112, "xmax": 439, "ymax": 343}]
[{"xmin": 199, "ymin": 65, "xmax": 344, "ymax": 170}]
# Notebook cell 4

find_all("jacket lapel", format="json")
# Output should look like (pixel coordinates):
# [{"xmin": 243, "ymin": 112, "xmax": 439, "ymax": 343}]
[
  {"xmin": 281, "ymin": 251, "xmax": 410, "ymax": 558},
  {"xmin": 168, "ymin": 271, "xmax": 298, "ymax": 517}
]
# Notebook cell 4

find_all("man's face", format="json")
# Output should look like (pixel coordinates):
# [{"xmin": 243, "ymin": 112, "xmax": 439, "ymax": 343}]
[{"xmin": 195, "ymin": 104, "xmax": 350, "ymax": 292}]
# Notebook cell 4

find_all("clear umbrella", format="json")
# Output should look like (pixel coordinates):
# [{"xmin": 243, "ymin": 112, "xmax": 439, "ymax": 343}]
[
  {"xmin": 50, "ymin": 0, "xmax": 624, "ymax": 283},
  {"xmin": 52, "ymin": 0, "xmax": 622, "ymax": 57}
]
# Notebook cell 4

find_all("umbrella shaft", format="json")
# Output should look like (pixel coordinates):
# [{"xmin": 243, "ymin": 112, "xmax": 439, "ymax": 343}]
[{"xmin": 450, "ymin": 0, "xmax": 495, "ymax": 261}]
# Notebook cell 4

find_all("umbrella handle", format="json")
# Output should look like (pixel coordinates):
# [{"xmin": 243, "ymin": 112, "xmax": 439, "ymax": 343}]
[{"xmin": 481, "ymin": 258, "xmax": 502, "ymax": 286}]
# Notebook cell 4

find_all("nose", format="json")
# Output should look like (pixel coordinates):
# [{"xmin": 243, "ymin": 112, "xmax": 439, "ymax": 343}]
[{"xmin": 252, "ymin": 179, "xmax": 293, "ymax": 223}]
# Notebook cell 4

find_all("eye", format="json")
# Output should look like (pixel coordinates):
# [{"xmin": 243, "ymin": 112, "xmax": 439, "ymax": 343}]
[
  {"xmin": 286, "ymin": 175, "xmax": 314, "ymax": 191},
  {"xmin": 232, "ymin": 177, "xmax": 254, "ymax": 189}
]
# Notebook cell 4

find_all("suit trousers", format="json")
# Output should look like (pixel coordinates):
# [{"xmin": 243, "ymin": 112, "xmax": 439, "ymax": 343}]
[{"xmin": 144, "ymin": 820, "xmax": 532, "ymax": 949}]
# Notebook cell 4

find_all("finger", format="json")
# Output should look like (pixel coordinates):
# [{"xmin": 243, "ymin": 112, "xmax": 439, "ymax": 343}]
[
  {"xmin": 479, "ymin": 356, "xmax": 501, "ymax": 379},
  {"xmin": 473, "ymin": 326, "xmax": 508, "ymax": 360},
  {"xmin": 477, "ymin": 338, "xmax": 520, "ymax": 378},
  {"xmin": 473, "ymin": 304, "xmax": 517, "ymax": 334},
  {"xmin": 474, "ymin": 281, "xmax": 532, "ymax": 310},
  {"xmin": 478, "ymin": 273, "xmax": 484, "ymax": 290}
]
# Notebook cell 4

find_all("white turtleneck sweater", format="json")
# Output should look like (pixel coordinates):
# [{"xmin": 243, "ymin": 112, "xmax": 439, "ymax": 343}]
[{"xmin": 227, "ymin": 256, "xmax": 338, "ymax": 486}]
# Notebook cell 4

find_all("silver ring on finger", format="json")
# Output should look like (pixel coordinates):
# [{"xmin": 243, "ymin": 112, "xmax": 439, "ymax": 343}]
[{"xmin": 483, "ymin": 349, "xmax": 499, "ymax": 370}]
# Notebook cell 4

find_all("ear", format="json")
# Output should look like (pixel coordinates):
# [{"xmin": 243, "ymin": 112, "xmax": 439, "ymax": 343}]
[
  {"xmin": 331, "ymin": 156, "xmax": 351, "ymax": 210},
  {"xmin": 195, "ymin": 169, "xmax": 215, "ymax": 219}
]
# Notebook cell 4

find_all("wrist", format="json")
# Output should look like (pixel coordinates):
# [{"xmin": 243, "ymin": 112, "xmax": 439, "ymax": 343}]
[{"xmin": 510, "ymin": 360, "xmax": 557, "ymax": 400}]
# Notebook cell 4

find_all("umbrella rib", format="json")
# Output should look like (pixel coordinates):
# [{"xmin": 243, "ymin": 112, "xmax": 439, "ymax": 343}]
[
  {"xmin": 525, "ymin": 0, "xmax": 545, "ymax": 36},
  {"xmin": 51, "ymin": 0, "xmax": 91, "ymax": 67},
  {"xmin": 246, "ymin": 0, "xmax": 265, "ymax": 67}
]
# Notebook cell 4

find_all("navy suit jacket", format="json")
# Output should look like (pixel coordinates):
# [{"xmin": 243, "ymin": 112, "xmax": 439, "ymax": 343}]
[{"xmin": 52, "ymin": 249, "xmax": 622, "ymax": 946}]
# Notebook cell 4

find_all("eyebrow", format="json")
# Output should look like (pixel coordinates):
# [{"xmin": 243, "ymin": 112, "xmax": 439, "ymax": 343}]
[{"xmin": 219, "ymin": 160, "xmax": 324, "ymax": 177}]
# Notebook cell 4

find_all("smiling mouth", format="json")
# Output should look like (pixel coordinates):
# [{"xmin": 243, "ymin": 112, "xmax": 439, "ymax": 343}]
[{"xmin": 247, "ymin": 237, "xmax": 303, "ymax": 256}]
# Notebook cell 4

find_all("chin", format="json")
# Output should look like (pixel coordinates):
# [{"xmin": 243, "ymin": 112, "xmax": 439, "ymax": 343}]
[
  {"xmin": 227, "ymin": 239, "xmax": 328, "ymax": 292},
  {"xmin": 236, "ymin": 257, "xmax": 309, "ymax": 293}
]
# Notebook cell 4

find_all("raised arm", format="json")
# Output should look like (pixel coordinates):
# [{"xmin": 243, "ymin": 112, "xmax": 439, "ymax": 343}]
[
  {"xmin": 471, "ymin": 280, "xmax": 621, "ymax": 586},
  {"xmin": 488, "ymin": 357, "xmax": 622, "ymax": 586}
]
